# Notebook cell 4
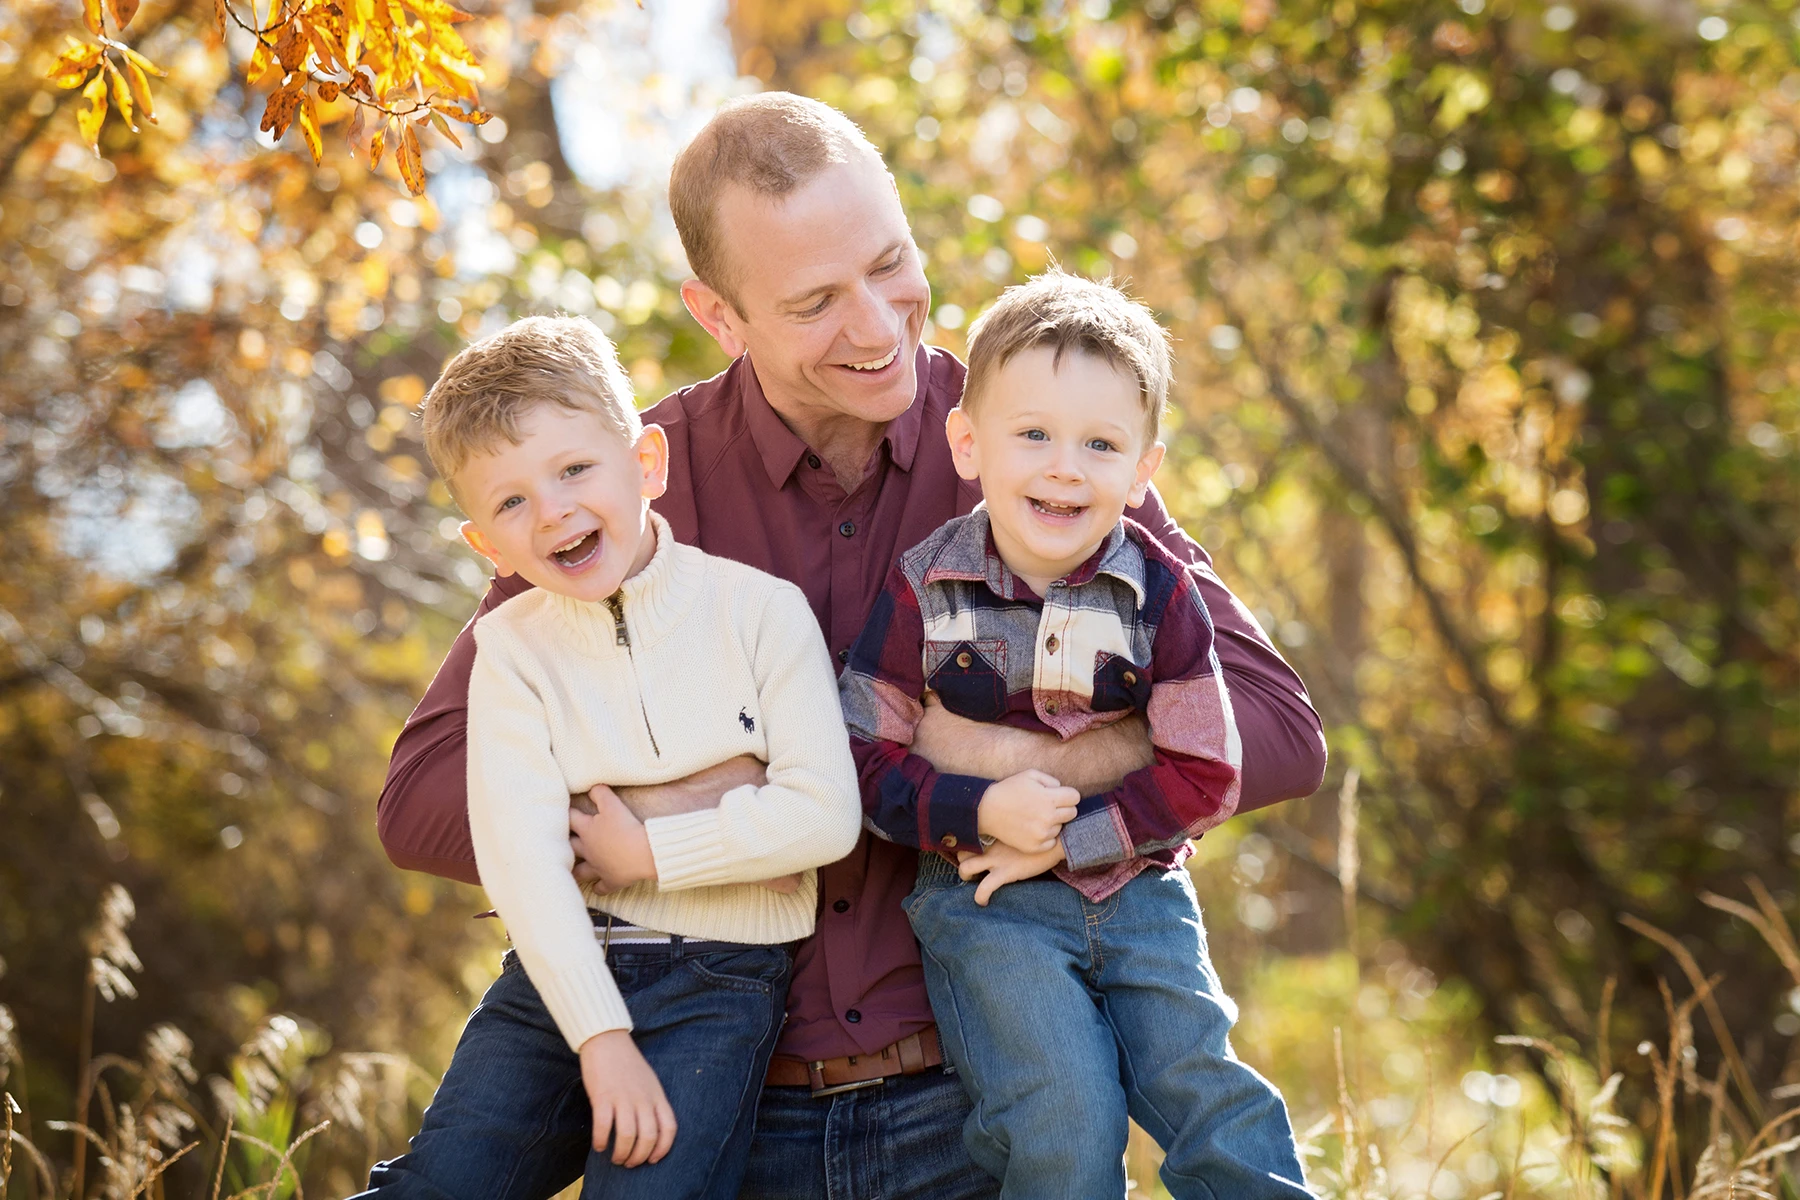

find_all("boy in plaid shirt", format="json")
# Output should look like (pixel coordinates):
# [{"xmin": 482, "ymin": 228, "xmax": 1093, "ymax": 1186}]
[{"xmin": 838, "ymin": 272, "xmax": 1311, "ymax": 1199}]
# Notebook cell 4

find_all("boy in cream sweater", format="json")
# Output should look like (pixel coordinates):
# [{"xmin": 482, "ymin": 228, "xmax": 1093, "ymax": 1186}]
[{"xmin": 366, "ymin": 315, "xmax": 861, "ymax": 1200}]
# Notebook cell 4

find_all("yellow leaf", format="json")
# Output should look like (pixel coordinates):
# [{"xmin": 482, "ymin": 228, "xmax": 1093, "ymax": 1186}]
[
  {"xmin": 397, "ymin": 121, "xmax": 424, "ymax": 194},
  {"xmin": 214, "ymin": 0, "xmax": 227, "ymax": 40},
  {"xmin": 120, "ymin": 45, "xmax": 167, "ymax": 76},
  {"xmin": 48, "ymin": 38, "xmax": 104, "ymax": 89},
  {"xmin": 83, "ymin": 0, "xmax": 104, "ymax": 35},
  {"xmin": 105, "ymin": 0, "xmax": 140, "ymax": 30},
  {"xmin": 78, "ymin": 71, "xmax": 108, "ymax": 152},
  {"xmin": 369, "ymin": 124, "xmax": 386, "ymax": 170},
  {"xmin": 105, "ymin": 59, "xmax": 136, "ymax": 131},
  {"xmin": 298, "ymin": 92, "xmax": 323, "ymax": 164},
  {"xmin": 428, "ymin": 110, "xmax": 460, "ymax": 148},
  {"xmin": 247, "ymin": 37, "xmax": 274, "ymax": 84},
  {"xmin": 122, "ymin": 55, "xmax": 157, "ymax": 124}
]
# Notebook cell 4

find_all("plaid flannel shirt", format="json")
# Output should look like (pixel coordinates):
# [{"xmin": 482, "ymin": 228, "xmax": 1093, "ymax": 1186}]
[{"xmin": 838, "ymin": 507, "xmax": 1242, "ymax": 902}]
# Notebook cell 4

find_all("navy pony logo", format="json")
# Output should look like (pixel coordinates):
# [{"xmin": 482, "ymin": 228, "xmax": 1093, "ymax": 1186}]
[{"xmin": 738, "ymin": 707, "xmax": 755, "ymax": 733}]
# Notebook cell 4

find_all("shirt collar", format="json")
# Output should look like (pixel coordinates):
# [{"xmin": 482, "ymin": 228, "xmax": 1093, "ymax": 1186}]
[
  {"xmin": 738, "ymin": 347, "xmax": 932, "ymax": 488},
  {"xmin": 920, "ymin": 506, "xmax": 1146, "ymax": 605}
]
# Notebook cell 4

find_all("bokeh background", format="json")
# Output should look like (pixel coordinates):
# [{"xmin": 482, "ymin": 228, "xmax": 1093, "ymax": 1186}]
[{"xmin": 2, "ymin": 0, "xmax": 1797, "ymax": 1196}]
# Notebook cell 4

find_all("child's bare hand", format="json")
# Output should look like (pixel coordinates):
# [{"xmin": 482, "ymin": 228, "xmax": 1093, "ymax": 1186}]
[
  {"xmin": 570, "ymin": 785, "xmax": 657, "ymax": 894},
  {"xmin": 578, "ymin": 1030, "xmax": 677, "ymax": 1166},
  {"xmin": 977, "ymin": 770, "xmax": 1079, "ymax": 853},
  {"xmin": 958, "ymin": 840, "xmax": 1066, "ymax": 906}
]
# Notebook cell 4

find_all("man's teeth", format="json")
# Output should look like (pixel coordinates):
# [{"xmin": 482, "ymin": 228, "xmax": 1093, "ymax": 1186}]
[{"xmin": 846, "ymin": 347, "xmax": 900, "ymax": 372}]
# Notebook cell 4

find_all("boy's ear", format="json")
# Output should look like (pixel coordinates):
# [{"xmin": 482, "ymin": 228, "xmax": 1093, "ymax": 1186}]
[
  {"xmin": 1127, "ymin": 441, "xmax": 1167, "ymax": 508},
  {"xmin": 460, "ymin": 521, "xmax": 516, "ymax": 577},
  {"xmin": 636, "ymin": 424, "xmax": 671, "ymax": 501},
  {"xmin": 680, "ymin": 279, "xmax": 748, "ymax": 360},
  {"xmin": 944, "ymin": 407, "xmax": 982, "ymax": 483}
]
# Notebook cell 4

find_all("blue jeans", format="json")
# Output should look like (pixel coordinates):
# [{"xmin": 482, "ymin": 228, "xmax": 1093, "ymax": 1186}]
[
  {"xmin": 737, "ymin": 1069, "xmax": 998, "ymax": 1200},
  {"xmin": 355, "ymin": 941, "xmax": 790, "ymax": 1200},
  {"xmin": 904, "ymin": 854, "xmax": 1311, "ymax": 1200}
]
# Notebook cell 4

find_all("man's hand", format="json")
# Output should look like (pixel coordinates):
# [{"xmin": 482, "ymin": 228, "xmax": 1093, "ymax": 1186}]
[
  {"xmin": 957, "ymin": 840, "xmax": 1066, "ymax": 906},
  {"xmin": 913, "ymin": 697, "xmax": 1153, "ymax": 796},
  {"xmin": 570, "ymin": 786, "xmax": 658, "ymax": 894},
  {"xmin": 571, "ymin": 761, "xmax": 799, "ymax": 894},
  {"xmin": 578, "ymin": 1030, "xmax": 677, "ymax": 1166},
  {"xmin": 977, "ymin": 770, "xmax": 1078, "ymax": 853}
]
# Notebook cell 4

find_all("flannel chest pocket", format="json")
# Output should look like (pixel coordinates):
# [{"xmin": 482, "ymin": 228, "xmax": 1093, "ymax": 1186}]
[{"xmin": 924, "ymin": 638, "xmax": 1009, "ymax": 721}]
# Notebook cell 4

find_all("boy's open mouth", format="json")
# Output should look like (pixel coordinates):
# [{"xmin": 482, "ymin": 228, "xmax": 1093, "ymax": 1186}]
[
  {"xmin": 551, "ymin": 530, "xmax": 601, "ymax": 568},
  {"xmin": 1029, "ymin": 499, "xmax": 1086, "ymax": 519}
]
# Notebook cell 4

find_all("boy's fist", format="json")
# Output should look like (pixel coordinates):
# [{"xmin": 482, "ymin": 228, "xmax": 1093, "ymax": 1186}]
[
  {"xmin": 578, "ymin": 1030, "xmax": 677, "ymax": 1166},
  {"xmin": 977, "ymin": 770, "xmax": 1079, "ymax": 853}
]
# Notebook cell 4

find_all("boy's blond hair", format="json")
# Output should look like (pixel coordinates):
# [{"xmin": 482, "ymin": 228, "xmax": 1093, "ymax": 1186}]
[
  {"xmin": 670, "ymin": 92, "xmax": 884, "ymax": 314},
  {"xmin": 962, "ymin": 269, "xmax": 1172, "ymax": 445},
  {"xmin": 419, "ymin": 315, "xmax": 641, "ymax": 489}
]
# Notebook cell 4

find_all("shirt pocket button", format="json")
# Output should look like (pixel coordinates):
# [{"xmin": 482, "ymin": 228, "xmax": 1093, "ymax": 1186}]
[{"xmin": 955, "ymin": 651, "xmax": 972, "ymax": 668}]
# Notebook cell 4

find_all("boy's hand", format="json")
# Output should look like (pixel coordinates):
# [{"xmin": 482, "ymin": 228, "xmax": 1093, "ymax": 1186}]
[
  {"xmin": 570, "ymin": 786, "xmax": 658, "ymax": 894},
  {"xmin": 578, "ymin": 1030, "xmax": 677, "ymax": 1166},
  {"xmin": 957, "ymin": 840, "xmax": 1066, "ymax": 906},
  {"xmin": 977, "ymin": 770, "xmax": 1079, "ymax": 853}
]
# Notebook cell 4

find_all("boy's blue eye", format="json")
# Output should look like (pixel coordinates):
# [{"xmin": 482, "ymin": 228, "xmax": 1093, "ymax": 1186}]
[
  {"xmin": 1023, "ymin": 429, "xmax": 1048, "ymax": 441},
  {"xmin": 562, "ymin": 462, "xmax": 588, "ymax": 478},
  {"xmin": 497, "ymin": 496, "xmax": 523, "ymax": 513},
  {"xmin": 1087, "ymin": 438, "xmax": 1117, "ymax": 453}
]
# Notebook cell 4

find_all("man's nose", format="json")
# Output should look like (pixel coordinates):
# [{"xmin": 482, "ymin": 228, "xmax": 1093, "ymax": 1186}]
[{"xmin": 842, "ymin": 282, "xmax": 897, "ymax": 349}]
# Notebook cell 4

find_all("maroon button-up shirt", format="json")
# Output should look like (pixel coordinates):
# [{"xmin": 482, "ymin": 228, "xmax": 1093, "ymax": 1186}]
[{"xmin": 376, "ymin": 346, "xmax": 1327, "ymax": 1061}]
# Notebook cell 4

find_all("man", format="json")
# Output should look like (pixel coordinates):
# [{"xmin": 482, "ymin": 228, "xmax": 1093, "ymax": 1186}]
[{"xmin": 378, "ymin": 92, "xmax": 1327, "ymax": 1200}]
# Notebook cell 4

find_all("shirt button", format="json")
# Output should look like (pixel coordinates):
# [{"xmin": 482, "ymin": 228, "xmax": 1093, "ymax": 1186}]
[
  {"xmin": 955, "ymin": 651, "xmax": 972, "ymax": 668},
  {"xmin": 846, "ymin": 1009, "xmax": 862, "ymax": 1024},
  {"xmin": 1123, "ymin": 670, "xmax": 1137, "ymax": 686},
  {"xmin": 806, "ymin": 453, "xmax": 822, "ymax": 470},
  {"xmin": 838, "ymin": 648, "xmax": 850, "ymax": 664},
  {"xmin": 833, "ymin": 899, "xmax": 850, "ymax": 913},
  {"xmin": 1045, "ymin": 700, "xmax": 1059, "ymax": 715},
  {"xmin": 839, "ymin": 520, "xmax": 856, "ymax": 538},
  {"xmin": 941, "ymin": 834, "xmax": 959, "ymax": 849},
  {"xmin": 1045, "ymin": 635, "xmax": 1059, "ymax": 653}
]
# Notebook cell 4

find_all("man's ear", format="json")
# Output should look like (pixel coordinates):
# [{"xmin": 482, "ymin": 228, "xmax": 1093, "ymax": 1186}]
[
  {"xmin": 944, "ymin": 406, "xmax": 982, "ymax": 483},
  {"xmin": 1127, "ymin": 441, "xmax": 1168, "ymax": 508},
  {"xmin": 680, "ymin": 279, "xmax": 748, "ymax": 360},
  {"xmin": 460, "ymin": 521, "xmax": 516, "ymax": 577},
  {"xmin": 636, "ymin": 424, "xmax": 671, "ymax": 501}
]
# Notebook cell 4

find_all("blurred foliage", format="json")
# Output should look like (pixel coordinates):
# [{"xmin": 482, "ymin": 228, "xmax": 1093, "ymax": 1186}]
[{"xmin": 3, "ymin": 0, "xmax": 1799, "ymax": 1193}]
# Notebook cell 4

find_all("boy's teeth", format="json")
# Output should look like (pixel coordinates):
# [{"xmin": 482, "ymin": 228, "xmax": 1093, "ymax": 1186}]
[
  {"xmin": 847, "ymin": 347, "xmax": 899, "ymax": 372},
  {"xmin": 554, "ymin": 535, "xmax": 586, "ymax": 553}
]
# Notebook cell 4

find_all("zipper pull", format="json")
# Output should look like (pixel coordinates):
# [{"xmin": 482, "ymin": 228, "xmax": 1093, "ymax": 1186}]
[{"xmin": 605, "ymin": 594, "xmax": 629, "ymax": 647}]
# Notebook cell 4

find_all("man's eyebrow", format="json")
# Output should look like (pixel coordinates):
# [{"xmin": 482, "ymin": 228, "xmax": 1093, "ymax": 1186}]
[{"xmin": 777, "ymin": 240, "xmax": 909, "ymax": 309}]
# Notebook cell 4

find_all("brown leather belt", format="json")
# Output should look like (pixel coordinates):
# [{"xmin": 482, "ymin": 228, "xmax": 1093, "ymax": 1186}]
[{"xmin": 765, "ymin": 1028, "xmax": 944, "ymax": 1097}]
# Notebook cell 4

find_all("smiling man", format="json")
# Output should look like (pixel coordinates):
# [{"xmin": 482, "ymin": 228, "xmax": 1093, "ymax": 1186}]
[{"xmin": 376, "ymin": 93, "xmax": 1327, "ymax": 1200}]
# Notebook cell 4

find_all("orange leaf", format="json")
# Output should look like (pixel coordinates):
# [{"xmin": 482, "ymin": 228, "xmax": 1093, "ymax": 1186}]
[
  {"xmin": 213, "ymin": 0, "xmax": 228, "ymax": 40},
  {"xmin": 105, "ymin": 0, "xmax": 140, "ymax": 30},
  {"xmin": 397, "ymin": 121, "xmax": 424, "ymax": 194},
  {"xmin": 122, "ymin": 54, "xmax": 157, "ymax": 123},
  {"xmin": 275, "ymin": 24, "xmax": 306, "ymax": 72},
  {"xmin": 298, "ymin": 92, "xmax": 323, "ymax": 164},
  {"xmin": 77, "ymin": 70, "xmax": 108, "ymax": 152},
  {"xmin": 369, "ymin": 124, "xmax": 386, "ymax": 170},
  {"xmin": 83, "ymin": 0, "xmax": 104, "ymax": 35},
  {"xmin": 106, "ymin": 59, "xmax": 136, "ymax": 131},
  {"xmin": 317, "ymin": 79, "xmax": 340, "ymax": 102},
  {"xmin": 259, "ymin": 79, "xmax": 303, "ymax": 137},
  {"xmin": 346, "ymin": 102, "xmax": 366, "ymax": 151}
]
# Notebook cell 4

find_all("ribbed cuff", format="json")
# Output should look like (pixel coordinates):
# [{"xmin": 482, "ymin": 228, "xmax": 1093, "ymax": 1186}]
[
  {"xmin": 644, "ymin": 805, "xmax": 738, "ymax": 891},
  {"xmin": 532, "ymin": 956, "xmax": 633, "ymax": 1052}
]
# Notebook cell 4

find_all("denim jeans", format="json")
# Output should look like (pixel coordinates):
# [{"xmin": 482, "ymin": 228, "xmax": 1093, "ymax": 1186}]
[
  {"xmin": 904, "ymin": 853, "xmax": 1311, "ymax": 1200},
  {"xmin": 354, "ymin": 941, "xmax": 790, "ymax": 1200},
  {"xmin": 737, "ymin": 1069, "xmax": 999, "ymax": 1200}
]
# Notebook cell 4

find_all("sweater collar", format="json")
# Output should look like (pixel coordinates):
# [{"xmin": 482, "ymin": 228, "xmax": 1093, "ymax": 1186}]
[{"xmin": 540, "ymin": 510, "xmax": 703, "ymax": 655}]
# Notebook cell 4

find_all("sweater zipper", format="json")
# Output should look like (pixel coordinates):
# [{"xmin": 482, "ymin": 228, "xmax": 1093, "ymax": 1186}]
[{"xmin": 605, "ymin": 593, "xmax": 661, "ymax": 758}]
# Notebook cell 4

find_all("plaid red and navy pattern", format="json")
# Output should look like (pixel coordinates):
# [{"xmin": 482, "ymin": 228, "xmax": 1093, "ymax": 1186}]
[{"xmin": 839, "ymin": 507, "xmax": 1243, "ymax": 902}]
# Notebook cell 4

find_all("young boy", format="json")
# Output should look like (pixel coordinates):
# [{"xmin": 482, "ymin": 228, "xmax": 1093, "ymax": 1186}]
[
  {"xmin": 366, "ymin": 315, "xmax": 861, "ymax": 1200},
  {"xmin": 839, "ymin": 272, "xmax": 1313, "ymax": 1199}
]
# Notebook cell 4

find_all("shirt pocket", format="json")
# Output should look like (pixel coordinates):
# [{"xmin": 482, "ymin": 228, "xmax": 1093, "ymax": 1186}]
[
  {"xmin": 923, "ymin": 638, "xmax": 1010, "ymax": 722},
  {"xmin": 1090, "ymin": 650, "xmax": 1152, "ymax": 713}
]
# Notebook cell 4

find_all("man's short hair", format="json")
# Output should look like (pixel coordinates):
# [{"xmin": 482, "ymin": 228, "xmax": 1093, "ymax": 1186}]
[
  {"xmin": 419, "ymin": 314, "xmax": 641, "ymax": 490},
  {"xmin": 962, "ymin": 269, "xmax": 1172, "ymax": 445},
  {"xmin": 669, "ymin": 92, "xmax": 884, "ymax": 313}
]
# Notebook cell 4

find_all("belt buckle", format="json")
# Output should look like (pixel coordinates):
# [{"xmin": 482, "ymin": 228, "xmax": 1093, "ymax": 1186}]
[{"xmin": 807, "ymin": 1062, "xmax": 885, "ymax": 1099}]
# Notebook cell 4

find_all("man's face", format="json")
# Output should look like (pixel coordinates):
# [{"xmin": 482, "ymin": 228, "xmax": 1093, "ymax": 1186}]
[
  {"xmin": 700, "ymin": 153, "xmax": 931, "ymax": 429},
  {"xmin": 946, "ymin": 346, "xmax": 1165, "ymax": 591},
  {"xmin": 455, "ymin": 405, "xmax": 669, "ymax": 603}
]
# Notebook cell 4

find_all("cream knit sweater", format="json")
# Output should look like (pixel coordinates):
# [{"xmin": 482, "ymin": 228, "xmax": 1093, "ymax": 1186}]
[{"xmin": 466, "ymin": 512, "xmax": 862, "ymax": 1053}]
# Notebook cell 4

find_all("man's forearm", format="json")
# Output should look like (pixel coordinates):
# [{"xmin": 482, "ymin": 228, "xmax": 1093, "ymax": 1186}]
[
  {"xmin": 595, "ymin": 754, "xmax": 769, "ymax": 820},
  {"xmin": 910, "ymin": 698, "xmax": 1154, "ymax": 797}
]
